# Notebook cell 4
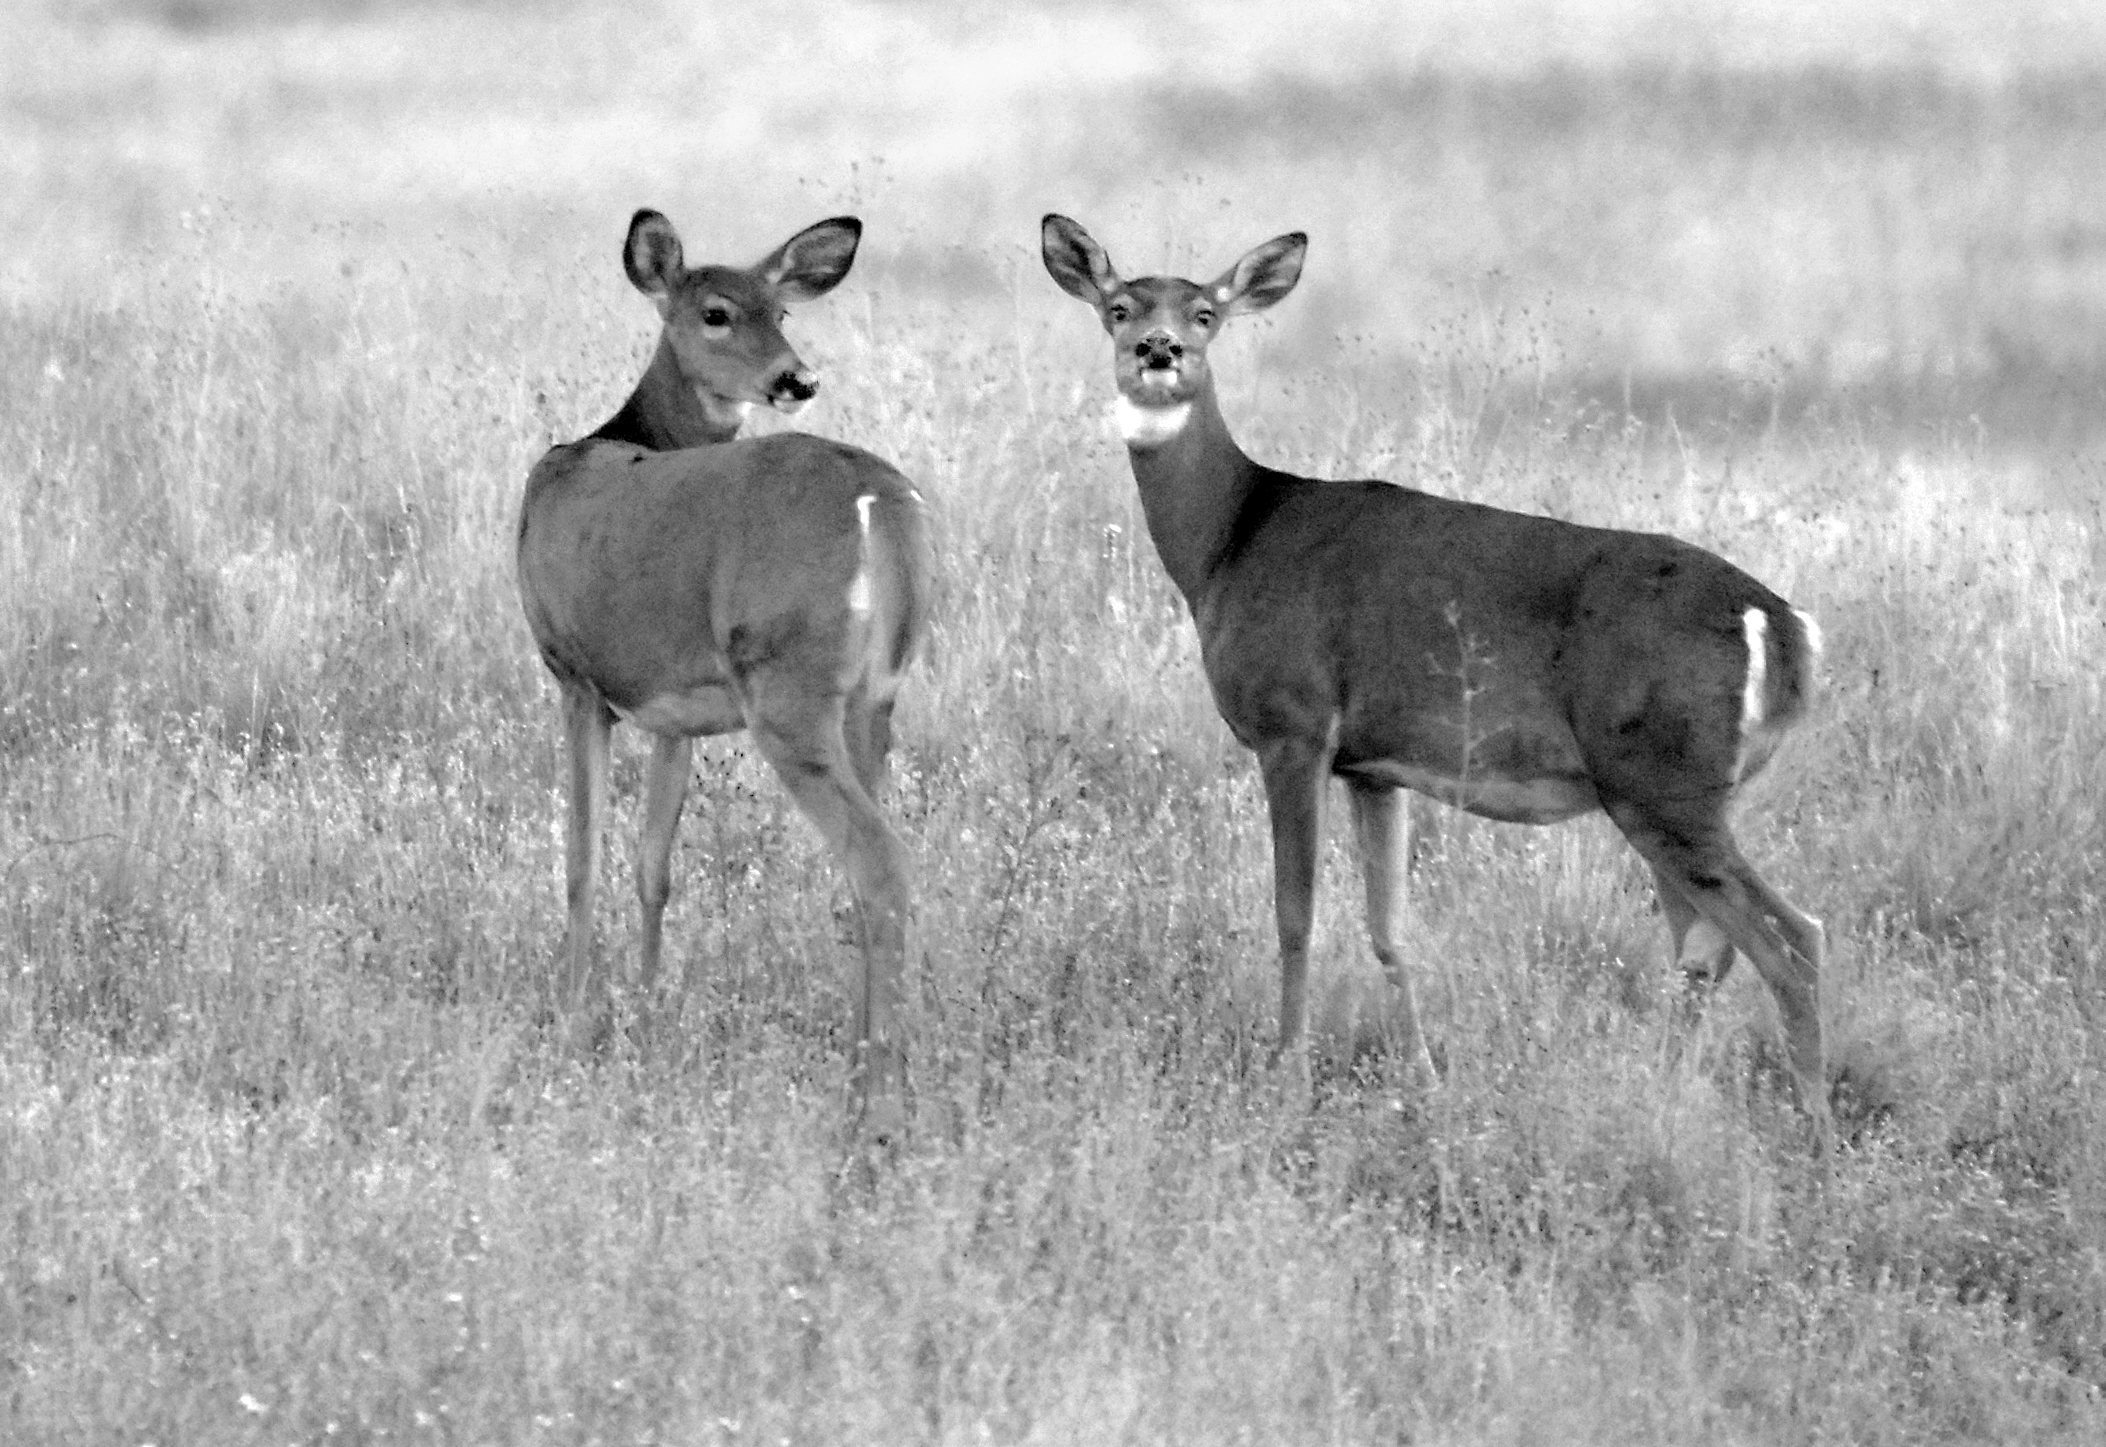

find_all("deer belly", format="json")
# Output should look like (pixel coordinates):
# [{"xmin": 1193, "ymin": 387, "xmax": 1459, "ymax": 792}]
[
  {"xmin": 610, "ymin": 685, "xmax": 746, "ymax": 737},
  {"xmin": 1339, "ymin": 758, "xmax": 1599, "ymax": 824}
]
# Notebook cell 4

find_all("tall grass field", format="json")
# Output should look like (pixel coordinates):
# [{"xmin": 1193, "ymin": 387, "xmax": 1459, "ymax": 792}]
[{"xmin": 4, "ymin": 0, "xmax": 2104, "ymax": 1440}]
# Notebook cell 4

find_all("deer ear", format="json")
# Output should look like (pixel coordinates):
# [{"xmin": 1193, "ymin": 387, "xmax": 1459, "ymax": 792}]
[
  {"xmin": 1041, "ymin": 214, "xmax": 1121, "ymax": 307},
  {"xmin": 1209, "ymin": 232, "xmax": 1307, "ymax": 315},
  {"xmin": 623, "ymin": 210, "xmax": 685, "ymax": 306},
  {"xmin": 757, "ymin": 217, "xmax": 862, "ymax": 302}
]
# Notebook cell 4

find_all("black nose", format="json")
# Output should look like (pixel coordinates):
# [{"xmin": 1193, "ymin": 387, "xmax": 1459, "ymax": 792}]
[
  {"xmin": 1135, "ymin": 333, "xmax": 1183, "ymax": 367},
  {"xmin": 772, "ymin": 369, "xmax": 818, "ymax": 403}
]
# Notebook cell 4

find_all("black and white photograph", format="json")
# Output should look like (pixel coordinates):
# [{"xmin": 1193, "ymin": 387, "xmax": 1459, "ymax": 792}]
[{"xmin": 5, "ymin": 0, "xmax": 2103, "ymax": 1440}]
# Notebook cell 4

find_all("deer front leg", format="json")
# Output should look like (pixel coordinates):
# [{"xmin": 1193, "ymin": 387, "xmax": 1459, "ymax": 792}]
[
  {"xmin": 1257, "ymin": 737, "xmax": 1333, "ymax": 1058},
  {"xmin": 1348, "ymin": 780, "xmax": 1439, "ymax": 1089}
]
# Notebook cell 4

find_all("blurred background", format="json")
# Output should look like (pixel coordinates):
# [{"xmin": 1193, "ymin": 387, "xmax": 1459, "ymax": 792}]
[
  {"xmin": 8, "ymin": 0, "xmax": 2106, "ymax": 472},
  {"xmin": 8, "ymin": 7, "xmax": 2106, "ymax": 1437}
]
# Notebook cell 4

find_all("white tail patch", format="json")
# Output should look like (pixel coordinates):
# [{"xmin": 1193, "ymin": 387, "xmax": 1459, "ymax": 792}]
[
  {"xmin": 1733, "ymin": 607, "xmax": 1769, "ymax": 779},
  {"xmin": 847, "ymin": 494, "xmax": 875, "ymax": 616},
  {"xmin": 1740, "ymin": 608, "xmax": 1769, "ymax": 732},
  {"xmin": 1114, "ymin": 396, "xmax": 1192, "ymax": 448},
  {"xmin": 1795, "ymin": 608, "xmax": 1823, "ymax": 662}
]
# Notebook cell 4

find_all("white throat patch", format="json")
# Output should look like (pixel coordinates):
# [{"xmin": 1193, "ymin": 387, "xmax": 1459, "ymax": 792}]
[
  {"xmin": 1114, "ymin": 396, "xmax": 1192, "ymax": 448},
  {"xmin": 694, "ymin": 388, "xmax": 755, "ymax": 429}
]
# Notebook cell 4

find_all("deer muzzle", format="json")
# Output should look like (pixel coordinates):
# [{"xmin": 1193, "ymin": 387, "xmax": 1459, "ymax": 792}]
[{"xmin": 769, "ymin": 367, "xmax": 820, "ymax": 410}]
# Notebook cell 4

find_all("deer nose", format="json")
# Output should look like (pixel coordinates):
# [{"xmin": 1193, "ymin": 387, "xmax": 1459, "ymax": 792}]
[
  {"xmin": 1134, "ymin": 333, "xmax": 1183, "ymax": 367},
  {"xmin": 770, "ymin": 367, "xmax": 819, "ymax": 406}
]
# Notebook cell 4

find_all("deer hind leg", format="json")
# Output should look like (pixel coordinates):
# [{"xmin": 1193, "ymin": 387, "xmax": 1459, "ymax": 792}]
[
  {"xmin": 843, "ymin": 695, "xmax": 897, "ymax": 801},
  {"xmin": 637, "ymin": 733, "xmax": 694, "ymax": 1004},
  {"xmin": 1649, "ymin": 862, "xmax": 1737, "ymax": 992},
  {"xmin": 1347, "ymin": 780, "xmax": 1438, "ymax": 1089},
  {"xmin": 562, "ymin": 684, "xmax": 615, "ymax": 1016},
  {"xmin": 1256, "ymin": 735, "xmax": 1334, "ymax": 1058},
  {"xmin": 1610, "ymin": 802, "xmax": 1828, "ymax": 1127},
  {"xmin": 741, "ymin": 676, "xmax": 912, "ymax": 1144}
]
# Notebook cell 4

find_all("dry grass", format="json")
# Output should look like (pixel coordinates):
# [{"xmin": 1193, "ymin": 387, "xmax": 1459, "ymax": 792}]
[{"xmin": 4, "ymin": 1, "xmax": 2105, "ymax": 1442}]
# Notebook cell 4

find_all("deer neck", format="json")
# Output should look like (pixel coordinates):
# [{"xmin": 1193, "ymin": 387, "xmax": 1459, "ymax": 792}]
[
  {"xmin": 591, "ymin": 334, "xmax": 746, "ymax": 451},
  {"xmin": 1121, "ymin": 378, "xmax": 1261, "ymax": 604}
]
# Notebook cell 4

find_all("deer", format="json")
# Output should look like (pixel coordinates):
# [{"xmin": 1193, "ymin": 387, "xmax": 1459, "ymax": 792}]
[
  {"xmin": 1041, "ymin": 214, "xmax": 1830, "ymax": 1133},
  {"xmin": 518, "ymin": 209, "xmax": 932, "ymax": 1141}
]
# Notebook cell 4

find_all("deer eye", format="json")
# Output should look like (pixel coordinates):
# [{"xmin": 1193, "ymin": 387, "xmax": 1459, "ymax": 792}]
[
  {"xmin": 701, "ymin": 305, "xmax": 732, "ymax": 328},
  {"xmin": 1107, "ymin": 301, "xmax": 1132, "ymax": 323},
  {"xmin": 1194, "ymin": 308, "xmax": 1217, "ymax": 328}
]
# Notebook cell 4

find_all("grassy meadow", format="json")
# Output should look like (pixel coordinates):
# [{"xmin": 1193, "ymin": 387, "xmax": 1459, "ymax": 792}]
[{"xmin": 5, "ymin": 0, "xmax": 2106, "ymax": 1440}]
